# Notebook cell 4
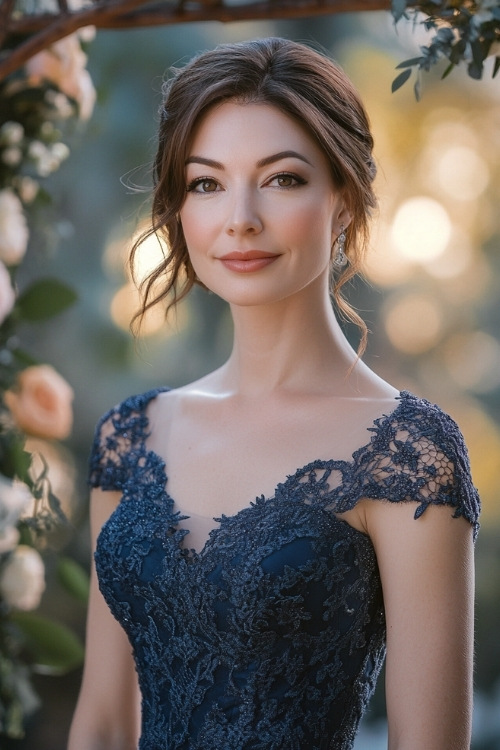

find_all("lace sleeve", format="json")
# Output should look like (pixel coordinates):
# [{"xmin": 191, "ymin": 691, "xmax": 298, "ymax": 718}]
[
  {"xmin": 353, "ymin": 392, "xmax": 480, "ymax": 539},
  {"xmin": 88, "ymin": 389, "xmax": 162, "ymax": 491}
]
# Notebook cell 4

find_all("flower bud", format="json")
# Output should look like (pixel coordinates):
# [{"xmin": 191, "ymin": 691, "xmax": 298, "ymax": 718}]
[
  {"xmin": 0, "ymin": 189, "xmax": 29, "ymax": 266},
  {"xmin": 0, "ymin": 121, "xmax": 24, "ymax": 146},
  {"xmin": 0, "ymin": 261, "xmax": 15, "ymax": 324},
  {"xmin": 0, "ymin": 545, "xmax": 46, "ymax": 611}
]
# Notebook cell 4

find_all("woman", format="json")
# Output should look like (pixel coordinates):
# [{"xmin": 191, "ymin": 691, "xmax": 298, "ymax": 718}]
[{"xmin": 69, "ymin": 38, "xmax": 480, "ymax": 750}]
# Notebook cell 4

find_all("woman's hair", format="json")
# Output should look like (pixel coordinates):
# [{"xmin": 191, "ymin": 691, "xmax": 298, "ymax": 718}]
[{"xmin": 130, "ymin": 37, "xmax": 377, "ymax": 353}]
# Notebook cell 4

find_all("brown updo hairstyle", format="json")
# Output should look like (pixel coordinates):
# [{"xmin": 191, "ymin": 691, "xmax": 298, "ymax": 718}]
[{"xmin": 130, "ymin": 37, "xmax": 377, "ymax": 354}]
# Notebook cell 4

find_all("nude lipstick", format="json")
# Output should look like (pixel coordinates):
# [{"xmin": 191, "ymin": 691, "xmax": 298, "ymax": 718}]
[{"xmin": 218, "ymin": 250, "xmax": 280, "ymax": 273}]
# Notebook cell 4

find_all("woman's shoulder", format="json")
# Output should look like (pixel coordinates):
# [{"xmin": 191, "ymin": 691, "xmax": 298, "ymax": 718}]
[
  {"xmin": 372, "ymin": 390, "xmax": 471, "ymax": 459},
  {"xmin": 98, "ymin": 386, "xmax": 171, "ymax": 424},
  {"xmin": 357, "ymin": 390, "xmax": 481, "ymax": 537},
  {"xmin": 88, "ymin": 386, "xmax": 170, "ymax": 490}
]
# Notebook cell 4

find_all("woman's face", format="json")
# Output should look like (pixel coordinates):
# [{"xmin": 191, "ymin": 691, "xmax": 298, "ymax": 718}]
[{"xmin": 179, "ymin": 100, "xmax": 350, "ymax": 308}]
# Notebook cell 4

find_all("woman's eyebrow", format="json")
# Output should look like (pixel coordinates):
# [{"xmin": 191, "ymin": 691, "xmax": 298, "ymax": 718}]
[
  {"xmin": 257, "ymin": 150, "xmax": 313, "ymax": 168},
  {"xmin": 185, "ymin": 156, "xmax": 223, "ymax": 168},
  {"xmin": 185, "ymin": 150, "xmax": 313, "ymax": 168}
]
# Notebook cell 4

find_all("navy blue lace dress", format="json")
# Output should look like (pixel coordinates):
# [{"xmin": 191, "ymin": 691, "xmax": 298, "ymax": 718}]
[{"xmin": 89, "ymin": 388, "xmax": 480, "ymax": 750}]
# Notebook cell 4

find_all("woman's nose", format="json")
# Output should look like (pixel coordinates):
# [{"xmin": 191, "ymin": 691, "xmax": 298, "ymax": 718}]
[{"xmin": 224, "ymin": 187, "xmax": 263, "ymax": 236}]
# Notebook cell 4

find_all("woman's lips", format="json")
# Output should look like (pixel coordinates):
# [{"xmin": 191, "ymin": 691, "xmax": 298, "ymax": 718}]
[{"xmin": 218, "ymin": 251, "xmax": 280, "ymax": 273}]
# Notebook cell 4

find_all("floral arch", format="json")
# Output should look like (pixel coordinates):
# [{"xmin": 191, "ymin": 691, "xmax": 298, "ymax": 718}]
[{"xmin": 0, "ymin": 0, "xmax": 499, "ymax": 741}]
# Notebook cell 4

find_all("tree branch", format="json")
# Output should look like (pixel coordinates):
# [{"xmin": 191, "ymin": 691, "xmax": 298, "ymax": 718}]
[{"xmin": 0, "ymin": 0, "xmax": 393, "ymax": 80}]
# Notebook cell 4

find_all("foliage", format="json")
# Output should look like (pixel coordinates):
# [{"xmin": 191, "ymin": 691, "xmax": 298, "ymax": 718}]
[
  {"xmin": 0, "ymin": 29, "xmax": 94, "ymax": 741},
  {"xmin": 391, "ymin": 0, "xmax": 500, "ymax": 98}
]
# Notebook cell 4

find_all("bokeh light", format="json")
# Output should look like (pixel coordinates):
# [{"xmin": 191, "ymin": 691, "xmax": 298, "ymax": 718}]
[
  {"xmin": 443, "ymin": 331, "xmax": 500, "ymax": 393},
  {"xmin": 435, "ymin": 145, "xmax": 489, "ymax": 202},
  {"xmin": 129, "ymin": 228, "xmax": 168, "ymax": 286},
  {"xmin": 110, "ymin": 282, "xmax": 165, "ymax": 335},
  {"xmin": 383, "ymin": 293, "xmax": 443, "ymax": 354},
  {"xmin": 105, "ymin": 223, "xmax": 185, "ymax": 337},
  {"xmin": 390, "ymin": 196, "xmax": 451, "ymax": 262},
  {"xmin": 421, "ymin": 231, "xmax": 472, "ymax": 279}
]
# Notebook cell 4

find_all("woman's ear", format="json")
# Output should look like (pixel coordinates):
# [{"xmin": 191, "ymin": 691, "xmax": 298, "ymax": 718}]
[{"xmin": 332, "ymin": 205, "xmax": 353, "ymax": 239}]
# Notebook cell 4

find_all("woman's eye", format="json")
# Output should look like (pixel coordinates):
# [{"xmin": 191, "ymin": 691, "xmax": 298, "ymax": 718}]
[
  {"xmin": 269, "ymin": 173, "xmax": 306, "ymax": 188},
  {"xmin": 187, "ymin": 178, "xmax": 219, "ymax": 193}
]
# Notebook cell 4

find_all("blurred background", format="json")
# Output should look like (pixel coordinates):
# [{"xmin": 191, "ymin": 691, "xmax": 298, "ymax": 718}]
[{"xmin": 5, "ymin": 10, "xmax": 500, "ymax": 749}]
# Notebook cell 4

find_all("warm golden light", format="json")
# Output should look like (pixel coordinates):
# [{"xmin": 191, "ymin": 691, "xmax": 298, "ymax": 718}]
[
  {"xmin": 384, "ymin": 293, "xmax": 443, "ymax": 354},
  {"xmin": 443, "ymin": 331, "xmax": 500, "ymax": 393},
  {"xmin": 423, "ymin": 232, "xmax": 472, "ymax": 279},
  {"xmin": 130, "ymin": 230, "xmax": 168, "ymax": 286},
  {"xmin": 110, "ymin": 282, "xmax": 166, "ymax": 336},
  {"xmin": 363, "ymin": 220, "xmax": 414, "ymax": 287},
  {"xmin": 391, "ymin": 197, "xmax": 451, "ymax": 262},
  {"xmin": 435, "ymin": 146, "xmax": 489, "ymax": 202}
]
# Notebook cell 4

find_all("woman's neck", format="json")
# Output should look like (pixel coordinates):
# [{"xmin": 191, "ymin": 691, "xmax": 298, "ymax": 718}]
[{"xmin": 218, "ymin": 281, "xmax": 361, "ymax": 398}]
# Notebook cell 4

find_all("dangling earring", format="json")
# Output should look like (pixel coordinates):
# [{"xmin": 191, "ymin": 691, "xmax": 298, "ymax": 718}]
[{"xmin": 332, "ymin": 225, "xmax": 348, "ymax": 268}]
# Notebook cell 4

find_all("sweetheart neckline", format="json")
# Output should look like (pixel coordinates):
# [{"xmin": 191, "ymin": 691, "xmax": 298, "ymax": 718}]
[{"xmin": 136, "ymin": 388, "xmax": 411, "ymax": 557}]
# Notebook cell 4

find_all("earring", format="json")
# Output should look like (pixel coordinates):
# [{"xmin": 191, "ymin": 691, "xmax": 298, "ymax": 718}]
[{"xmin": 332, "ymin": 225, "xmax": 348, "ymax": 268}]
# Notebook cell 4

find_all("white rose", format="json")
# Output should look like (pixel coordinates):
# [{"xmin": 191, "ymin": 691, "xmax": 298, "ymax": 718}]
[
  {"xmin": 0, "ymin": 260, "xmax": 16, "ymax": 324},
  {"xmin": 37, "ymin": 152, "xmax": 60, "ymax": 177},
  {"xmin": 2, "ymin": 146, "xmax": 23, "ymax": 167},
  {"xmin": 0, "ymin": 189, "xmax": 29, "ymax": 266},
  {"xmin": 0, "ymin": 121, "xmax": 24, "ymax": 146},
  {"xmin": 0, "ymin": 475, "xmax": 31, "ymax": 553},
  {"xmin": 0, "ymin": 545, "xmax": 46, "ymax": 611},
  {"xmin": 27, "ymin": 140, "xmax": 47, "ymax": 160},
  {"xmin": 0, "ymin": 475, "xmax": 32, "ymax": 523},
  {"xmin": 27, "ymin": 141, "xmax": 59, "ymax": 177},
  {"xmin": 44, "ymin": 90, "xmax": 74, "ymax": 119},
  {"xmin": 50, "ymin": 142, "xmax": 70, "ymax": 162}
]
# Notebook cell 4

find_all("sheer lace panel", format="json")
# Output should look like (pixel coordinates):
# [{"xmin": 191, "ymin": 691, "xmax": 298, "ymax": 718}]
[{"xmin": 174, "ymin": 506, "xmax": 221, "ymax": 554}]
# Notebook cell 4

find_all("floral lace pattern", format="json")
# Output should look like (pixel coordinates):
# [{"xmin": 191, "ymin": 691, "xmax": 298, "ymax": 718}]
[{"xmin": 90, "ymin": 389, "xmax": 480, "ymax": 750}]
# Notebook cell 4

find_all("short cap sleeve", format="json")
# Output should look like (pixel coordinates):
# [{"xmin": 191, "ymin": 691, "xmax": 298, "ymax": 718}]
[
  {"xmin": 353, "ymin": 392, "xmax": 480, "ymax": 539},
  {"xmin": 88, "ymin": 388, "xmax": 166, "ymax": 491}
]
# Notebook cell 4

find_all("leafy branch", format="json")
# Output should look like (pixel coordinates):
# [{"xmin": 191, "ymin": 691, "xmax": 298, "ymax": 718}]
[{"xmin": 391, "ymin": 0, "xmax": 500, "ymax": 98}]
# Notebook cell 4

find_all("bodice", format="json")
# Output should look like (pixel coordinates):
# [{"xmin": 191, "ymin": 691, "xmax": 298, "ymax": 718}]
[{"xmin": 90, "ymin": 389, "xmax": 479, "ymax": 750}]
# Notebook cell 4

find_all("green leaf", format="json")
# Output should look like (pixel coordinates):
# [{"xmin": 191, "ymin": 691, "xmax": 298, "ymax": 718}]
[
  {"xmin": 57, "ymin": 556, "xmax": 90, "ymax": 604},
  {"xmin": 391, "ymin": 68, "xmax": 412, "ymax": 93},
  {"xmin": 16, "ymin": 279, "xmax": 77, "ymax": 322},
  {"xmin": 441, "ymin": 63, "xmax": 455, "ymax": 79},
  {"xmin": 396, "ymin": 57, "xmax": 424, "ymax": 69},
  {"xmin": 391, "ymin": 0, "xmax": 407, "ymax": 22},
  {"xmin": 11, "ymin": 348, "xmax": 39, "ymax": 368},
  {"xmin": 468, "ymin": 60, "xmax": 483, "ymax": 80},
  {"xmin": 0, "ymin": 435, "xmax": 32, "ymax": 482},
  {"xmin": 12, "ymin": 612, "xmax": 84, "ymax": 675},
  {"xmin": 414, "ymin": 76, "xmax": 422, "ymax": 101}
]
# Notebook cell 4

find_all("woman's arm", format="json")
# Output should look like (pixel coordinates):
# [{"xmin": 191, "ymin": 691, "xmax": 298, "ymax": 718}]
[
  {"xmin": 68, "ymin": 488, "xmax": 141, "ymax": 750},
  {"xmin": 365, "ymin": 500, "xmax": 475, "ymax": 750}
]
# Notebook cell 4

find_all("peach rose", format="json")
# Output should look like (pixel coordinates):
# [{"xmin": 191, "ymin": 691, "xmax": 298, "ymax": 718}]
[
  {"xmin": 0, "ymin": 260, "xmax": 15, "ymax": 324},
  {"xmin": 25, "ymin": 32, "xmax": 96, "ymax": 120},
  {"xmin": 0, "ymin": 545, "xmax": 46, "ymax": 611},
  {"xmin": 5, "ymin": 365, "xmax": 74, "ymax": 440}
]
